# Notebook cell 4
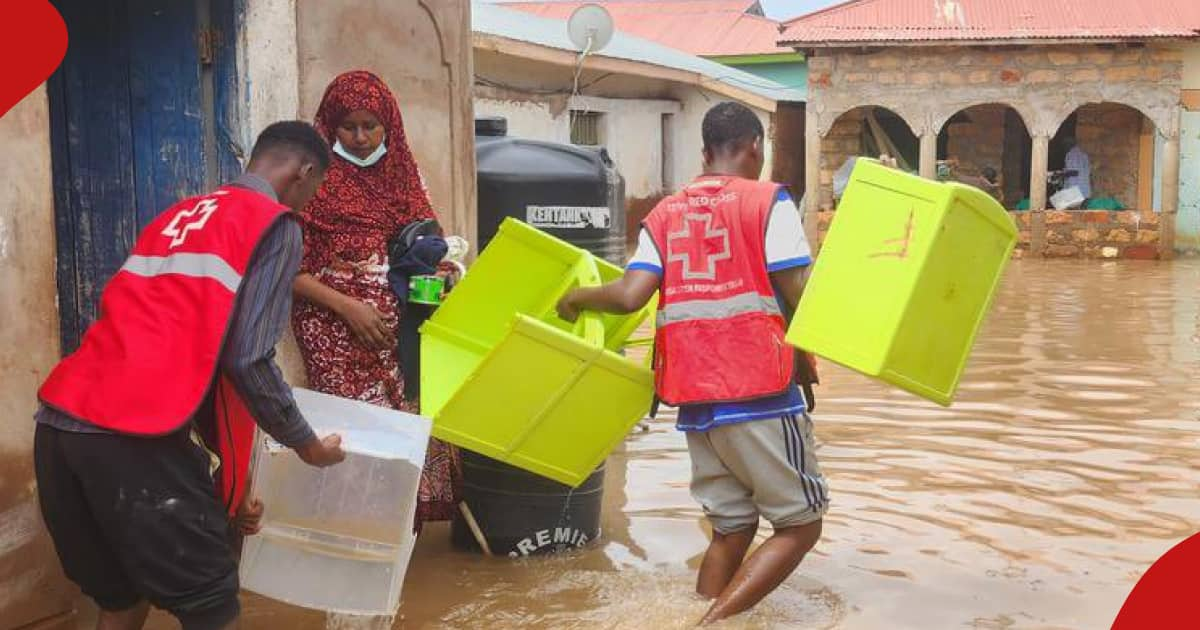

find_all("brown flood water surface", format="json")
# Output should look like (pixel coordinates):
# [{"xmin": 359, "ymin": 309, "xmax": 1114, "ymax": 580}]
[{"xmin": 149, "ymin": 260, "xmax": 1200, "ymax": 629}]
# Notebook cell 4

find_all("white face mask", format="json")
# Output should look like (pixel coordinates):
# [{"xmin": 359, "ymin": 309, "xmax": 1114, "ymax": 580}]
[{"xmin": 334, "ymin": 139, "xmax": 387, "ymax": 167}]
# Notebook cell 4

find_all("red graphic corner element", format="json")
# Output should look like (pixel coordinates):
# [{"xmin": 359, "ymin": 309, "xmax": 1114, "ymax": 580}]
[
  {"xmin": 0, "ymin": 1, "xmax": 68, "ymax": 119},
  {"xmin": 1112, "ymin": 531, "xmax": 1200, "ymax": 629}
]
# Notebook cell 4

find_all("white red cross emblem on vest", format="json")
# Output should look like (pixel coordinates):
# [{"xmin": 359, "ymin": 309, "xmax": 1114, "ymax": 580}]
[
  {"xmin": 666, "ymin": 212, "xmax": 731, "ymax": 281},
  {"xmin": 161, "ymin": 192, "xmax": 226, "ymax": 248}
]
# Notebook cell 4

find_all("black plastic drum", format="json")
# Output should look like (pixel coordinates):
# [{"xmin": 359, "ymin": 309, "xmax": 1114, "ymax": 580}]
[
  {"xmin": 452, "ymin": 450, "xmax": 605, "ymax": 557},
  {"xmin": 475, "ymin": 116, "xmax": 626, "ymax": 264}
]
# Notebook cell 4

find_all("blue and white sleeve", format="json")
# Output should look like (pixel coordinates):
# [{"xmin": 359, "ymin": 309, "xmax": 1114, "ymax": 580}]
[
  {"xmin": 626, "ymin": 228, "xmax": 663, "ymax": 275},
  {"xmin": 764, "ymin": 190, "xmax": 812, "ymax": 272}
]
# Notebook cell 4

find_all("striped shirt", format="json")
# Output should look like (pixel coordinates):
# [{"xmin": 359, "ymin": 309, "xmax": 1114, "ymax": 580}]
[{"xmin": 36, "ymin": 174, "xmax": 316, "ymax": 448}]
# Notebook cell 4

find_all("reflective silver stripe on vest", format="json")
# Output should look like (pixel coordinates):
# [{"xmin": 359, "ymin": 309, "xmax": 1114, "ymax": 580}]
[
  {"xmin": 657, "ymin": 292, "xmax": 782, "ymax": 327},
  {"xmin": 121, "ymin": 253, "xmax": 242, "ymax": 293}
]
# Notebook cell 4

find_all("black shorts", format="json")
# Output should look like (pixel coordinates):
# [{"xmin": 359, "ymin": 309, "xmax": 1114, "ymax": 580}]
[{"xmin": 34, "ymin": 423, "xmax": 240, "ymax": 629}]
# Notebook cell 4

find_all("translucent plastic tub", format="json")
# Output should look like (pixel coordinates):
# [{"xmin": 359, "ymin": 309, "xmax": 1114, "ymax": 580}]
[
  {"xmin": 239, "ymin": 388, "xmax": 431, "ymax": 616},
  {"xmin": 790, "ymin": 159, "xmax": 1016, "ymax": 406}
]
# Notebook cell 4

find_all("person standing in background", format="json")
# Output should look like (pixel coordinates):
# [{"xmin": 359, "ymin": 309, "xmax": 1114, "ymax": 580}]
[{"xmin": 1064, "ymin": 136, "xmax": 1092, "ymax": 200}]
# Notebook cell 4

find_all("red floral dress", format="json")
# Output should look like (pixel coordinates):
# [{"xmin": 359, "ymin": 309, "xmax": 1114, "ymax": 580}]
[{"xmin": 293, "ymin": 70, "xmax": 461, "ymax": 528}]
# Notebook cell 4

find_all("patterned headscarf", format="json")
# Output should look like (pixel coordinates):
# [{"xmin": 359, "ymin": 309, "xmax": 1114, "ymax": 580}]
[{"xmin": 300, "ymin": 70, "xmax": 435, "ymax": 272}]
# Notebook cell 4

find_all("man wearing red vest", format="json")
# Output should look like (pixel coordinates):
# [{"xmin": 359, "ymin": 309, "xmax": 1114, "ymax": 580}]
[
  {"xmin": 35, "ymin": 121, "xmax": 346, "ymax": 630},
  {"xmin": 558, "ymin": 102, "xmax": 826, "ymax": 625}
]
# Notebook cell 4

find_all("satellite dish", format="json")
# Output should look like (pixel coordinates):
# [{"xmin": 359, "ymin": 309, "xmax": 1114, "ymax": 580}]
[{"xmin": 567, "ymin": 4, "xmax": 614, "ymax": 53}]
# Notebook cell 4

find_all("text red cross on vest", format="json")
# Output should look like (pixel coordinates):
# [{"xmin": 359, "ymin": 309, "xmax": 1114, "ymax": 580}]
[{"xmin": 666, "ymin": 212, "xmax": 730, "ymax": 281}]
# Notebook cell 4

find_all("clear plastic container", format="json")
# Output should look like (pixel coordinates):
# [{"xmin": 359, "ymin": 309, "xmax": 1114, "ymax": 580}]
[{"xmin": 239, "ymin": 388, "xmax": 431, "ymax": 616}]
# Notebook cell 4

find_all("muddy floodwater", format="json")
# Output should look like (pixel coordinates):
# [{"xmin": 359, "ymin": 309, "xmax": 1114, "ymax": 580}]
[{"xmin": 141, "ymin": 260, "xmax": 1200, "ymax": 629}]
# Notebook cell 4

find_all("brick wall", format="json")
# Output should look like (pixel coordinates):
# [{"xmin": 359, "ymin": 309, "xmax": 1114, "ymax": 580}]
[
  {"xmin": 1074, "ymin": 103, "xmax": 1145, "ymax": 208},
  {"xmin": 808, "ymin": 210, "xmax": 1163, "ymax": 260},
  {"xmin": 818, "ymin": 109, "xmax": 865, "ymax": 210},
  {"xmin": 807, "ymin": 44, "xmax": 1182, "ymax": 216},
  {"xmin": 1013, "ymin": 210, "xmax": 1161, "ymax": 259},
  {"xmin": 944, "ymin": 104, "xmax": 1006, "ymax": 177}
]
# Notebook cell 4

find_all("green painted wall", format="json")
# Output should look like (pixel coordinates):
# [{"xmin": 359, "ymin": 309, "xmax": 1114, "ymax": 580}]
[
  {"xmin": 730, "ymin": 62, "xmax": 808, "ymax": 99},
  {"xmin": 706, "ymin": 54, "xmax": 808, "ymax": 101}
]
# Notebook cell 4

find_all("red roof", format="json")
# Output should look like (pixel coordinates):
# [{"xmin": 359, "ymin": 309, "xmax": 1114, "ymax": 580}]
[
  {"xmin": 499, "ymin": 1, "xmax": 790, "ymax": 57},
  {"xmin": 780, "ymin": 0, "xmax": 1200, "ymax": 46}
]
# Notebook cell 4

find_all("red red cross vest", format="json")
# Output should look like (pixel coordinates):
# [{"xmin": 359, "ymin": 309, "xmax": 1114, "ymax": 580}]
[
  {"xmin": 643, "ymin": 176, "xmax": 795, "ymax": 406},
  {"xmin": 39, "ymin": 185, "xmax": 289, "ymax": 516}
]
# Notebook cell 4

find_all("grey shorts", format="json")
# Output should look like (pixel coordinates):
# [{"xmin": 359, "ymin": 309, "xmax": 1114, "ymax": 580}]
[{"xmin": 687, "ymin": 413, "xmax": 829, "ymax": 534}]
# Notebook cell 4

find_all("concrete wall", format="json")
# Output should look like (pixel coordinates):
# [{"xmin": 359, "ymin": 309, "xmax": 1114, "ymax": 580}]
[
  {"xmin": 1181, "ymin": 111, "xmax": 1200, "ymax": 250},
  {"xmin": 291, "ymin": 0, "xmax": 474, "ymax": 380},
  {"xmin": 475, "ymin": 88, "xmax": 773, "ymax": 200},
  {"xmin": 0, "ymin": 89, "xmax": 77, "ymax": 628},
  {"xmin": 1184, "ymin": 45, "xmax": 1200, "ymax": 87},
  {"xmin": 1178, "ymin": 43, "xmax": 1200, "ymax": 251},
  {"xmin": 473, "ymin": 51, "xmax": 778, "ymax": 248},
  {"xmin": 474, "ymin": 97, "xmax": 565, "ymax": 142},
  {"xmin": 241, "ymin": 0, "xmax": 300, "ymax": 140},
  {"xmin": 296, "ymin": 0, "xmax": 476, "ymax": 246},
  {"xmin": 672, "ymin": 87, "xmax": 775, "ymax": 191},
  {"xmin": 475, "ymin": 94, "xmax": 683, "ymax": 198}
]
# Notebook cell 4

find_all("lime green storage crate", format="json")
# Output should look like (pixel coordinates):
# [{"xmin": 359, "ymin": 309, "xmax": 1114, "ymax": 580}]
[
  {"xmin": 789, "ymin": 159, "xmax": 1016, "ymax": 406},
  {"xmin": 420, "ymin": 218, "xmax": 654, "ymax": 487}
]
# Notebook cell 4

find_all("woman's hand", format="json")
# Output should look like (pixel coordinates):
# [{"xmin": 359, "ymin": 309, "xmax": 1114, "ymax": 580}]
[
  {"xmin": 293, "ymin": 274, "xmax": 394, "ymax": 350},
  {"xmin": 337, "ymin": 298, "xmax": 393, "ymax": 350}
]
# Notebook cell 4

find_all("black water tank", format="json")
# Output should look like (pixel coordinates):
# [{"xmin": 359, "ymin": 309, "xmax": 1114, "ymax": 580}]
[
  {"xmin": 475, "ymin": 117, "xmax": 626, "ymax": 263},
  {"xmin": 452, "ymin": 451, "xmax": 604, "ymax": 557}
]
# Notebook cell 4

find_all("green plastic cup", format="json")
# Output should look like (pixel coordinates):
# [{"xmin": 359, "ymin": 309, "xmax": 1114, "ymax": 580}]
[{"xmin": 409, "ymin": 275, "xmax": 444, "ymax": 305}]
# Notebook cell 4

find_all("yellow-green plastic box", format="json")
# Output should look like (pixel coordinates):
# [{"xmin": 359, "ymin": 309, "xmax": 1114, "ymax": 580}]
[
  {"xmin": 421, "ymin": 219, "xmax": 653, "ymax": 487},
  {"xmin": 789, "ymin": 160, "xmax": 1016, "ymax": 406}
]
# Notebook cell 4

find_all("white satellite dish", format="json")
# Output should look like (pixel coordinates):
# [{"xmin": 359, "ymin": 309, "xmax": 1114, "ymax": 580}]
[{"xmin": 567, "ymin": 4, "xmax": 614, "ymax": 53}]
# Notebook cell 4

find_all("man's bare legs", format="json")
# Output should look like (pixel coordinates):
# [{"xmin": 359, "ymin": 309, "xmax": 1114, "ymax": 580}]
[
  {"xmin": 696, "ymin": 528, "xmax": 756, "ymax": 598},
  {"xmin": 700, "ymin": 519, "xmax": 822, "ymax": 625}
]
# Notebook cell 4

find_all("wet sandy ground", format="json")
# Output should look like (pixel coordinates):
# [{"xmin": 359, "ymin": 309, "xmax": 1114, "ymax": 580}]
[{"xmin": 144, "ymin": 259, "xmax": 1200, "ymax": 629}]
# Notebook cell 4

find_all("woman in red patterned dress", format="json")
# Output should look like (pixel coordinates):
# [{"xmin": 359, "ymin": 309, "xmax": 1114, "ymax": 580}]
[{"xmin": 292, "ymin": 70, "xmax": 461, "ymax": 529}]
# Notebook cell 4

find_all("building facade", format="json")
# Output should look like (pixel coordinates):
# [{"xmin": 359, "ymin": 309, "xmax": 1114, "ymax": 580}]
[{"xmin": 781, "ymin": 0, "xmax": 1200, "ymax": 259}]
